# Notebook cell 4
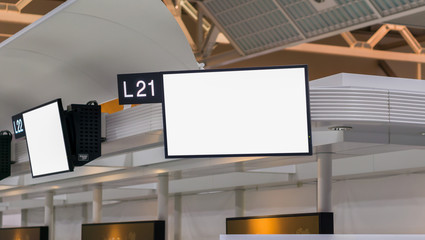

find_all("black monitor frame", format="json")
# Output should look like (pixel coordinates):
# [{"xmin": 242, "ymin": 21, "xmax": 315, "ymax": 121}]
[
  {"xmin": 21, "ymin": 99, "xmax": 73, "ymax": 178},
  {"xmin": 161, "ymin": 65, "xmax": 312, "ymax": 159}
]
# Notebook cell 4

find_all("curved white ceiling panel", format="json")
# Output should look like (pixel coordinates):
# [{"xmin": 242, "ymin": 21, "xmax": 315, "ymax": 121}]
[{"xmin": 0, "ymin": 0, "xmax": 198, "ymax": 131}]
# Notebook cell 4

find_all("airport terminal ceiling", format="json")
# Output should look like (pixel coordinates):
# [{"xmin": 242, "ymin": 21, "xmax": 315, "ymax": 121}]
[{"xmin": 1, "ymin": 0, "xmax": 425, "ymax": 80}]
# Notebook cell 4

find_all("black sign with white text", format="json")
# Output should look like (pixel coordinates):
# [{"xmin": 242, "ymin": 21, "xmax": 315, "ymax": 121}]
[
  {"xmin": 117, "ymin": 72, "xmax": 163, "ymax": 104},
  {"xmin": 11, "ymin": 113, "xmax": 26, "ymax": 139}
]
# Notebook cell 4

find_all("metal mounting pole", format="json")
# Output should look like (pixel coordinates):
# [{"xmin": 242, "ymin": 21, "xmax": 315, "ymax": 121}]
[
  {"xmin": 317, "ymin": 152, "xmax": 332, "ymax": 212},
  {"xmin": 93, "ymin": 184, "xmax": 102, "ymax": 223}
]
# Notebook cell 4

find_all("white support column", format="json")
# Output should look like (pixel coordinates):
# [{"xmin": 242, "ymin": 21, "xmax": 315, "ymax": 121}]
[
  {"xmin": 21, "ymin": 209, "xmax": 28, "ymax": 226},
  {"xmin": 174, "ymin": 171, "xmax": 182, "ymax": 240},
  {"xmin": 235, "ymin": 189, "xmax": 245, "ymax": 217},
  {"xmin": 174, "ymin": 193, "xmax": 181, "ymax": 240},
  {"xmin": 82, "ymin": 202, "xmax": 89, "ymax": 224},
  {"xmin": 158, "ymin": 173, "xmax": 169, "ymax": 240},
  {"xmin": 44, "ymin": 191, "xmax": 54, "ymax": 240},
  {"xmin": 21, "ymin": 194, "xmax": 28, "ymax": 227},
  {"xmin": 317, "ymin": 153, "xmax": 332, "ymax": 213},
  {"xmin": 93, "ymin": 184, "xmax": 102, "ymax": 223},
  {"xmin": 82, "ymin": 185, "xmax": 89, "ymax": 224}
]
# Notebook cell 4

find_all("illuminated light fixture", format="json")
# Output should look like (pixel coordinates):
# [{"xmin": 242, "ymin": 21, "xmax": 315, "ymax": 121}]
[
  {"xmin": 421, "ymin": 132, "xmax": 425, "ymax": 136},
  {"xmin": 328, "ymin": 126, "xmax": 352, "ymax": 131},
  {"xmin": 198, "ymin": 190, "xmax": 223, "ymax": 195}
]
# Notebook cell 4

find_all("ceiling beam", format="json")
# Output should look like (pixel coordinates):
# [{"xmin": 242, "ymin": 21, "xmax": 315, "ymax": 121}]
[
  {"xmin": 0, "ymin": 11, "xmax": 42, "ymax": 24},
  {"xmin": 0, "ymin": 33, "xmax": 13, "ymax": 38},
  {"xmin": 286, "ymin": 43, "xmax": 425, "ymax": 64},
  {"xmin": 378, "ymin": 60, "xmax": 398, "ymax": 77}
]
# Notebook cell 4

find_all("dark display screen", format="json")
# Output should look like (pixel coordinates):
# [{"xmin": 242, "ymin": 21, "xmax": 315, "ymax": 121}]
[
  {"xmin": 82, "ymin": 221, "xmax": 165, "ymax": 240},
  {"xmin": 0, "ymin": 226, "xmax": 48, "ymax": 240}
]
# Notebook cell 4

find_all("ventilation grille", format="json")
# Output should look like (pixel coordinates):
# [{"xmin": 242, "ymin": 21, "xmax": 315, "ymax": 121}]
[
  {"xmin": 310, "ymin": 88, "xmax": 389, "ymax": 122},
  {"xmin": 390, "ymin": 90, "xmax": 425, "ymax": 125},
  {"xmin": 106, "ymin": 104, "xmax": 163, "ymax": 142},
  {"xmin": 70, "ymin": 104, "xmax": 101, "ymax": 166},
  {"xmin": 202, "ymin": 0, "xmax": 425, "ymax": 55},
  {"xmin": 0, "ymin": 134, "xmax": 11, "ymax": 180}
]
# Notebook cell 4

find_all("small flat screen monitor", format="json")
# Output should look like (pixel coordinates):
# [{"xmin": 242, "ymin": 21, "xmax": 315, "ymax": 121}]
[
  {"xmin": 161, "ymin": 65, "xmax": 312, "ymax": 158},
  {"xmin": 22, "ymin": 99, "xmax": 73, "ymax": 177}
]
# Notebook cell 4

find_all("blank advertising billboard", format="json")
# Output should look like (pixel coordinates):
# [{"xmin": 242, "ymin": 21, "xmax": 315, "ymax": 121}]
[
  {"xmin": 22, "ymin": 99, "xmax": 73, "ymax": 177},
  {"xmin": 162, "ymin": 65, "xmax": 312, "ymax": 158}
]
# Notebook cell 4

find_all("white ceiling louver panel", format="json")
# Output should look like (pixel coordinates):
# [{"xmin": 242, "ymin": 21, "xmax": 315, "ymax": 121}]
[
  {"xmin": 390, "ymin": 90, "xmax": 425, "ymax": 125},
  {"xmin": 203, "ymin": 0, "xmax": 303, "ymax": 54},
  {"xmin": 106, "ymin": 104, "xmax": 163, "ymax": 142},
  {"xmin": 371, "ymin": 0, "xmax": 425, "ymax": 16},
  {"xmin": 310, "ymin": 88, "xmax": 389, "ymax": 122},
  {"xmin": 201, "ymin": 0, "xmax": 425, "ymax": 55},
  {"xmin": 277, "ymin": 0, "xmax": 377, "ymax": 37}
]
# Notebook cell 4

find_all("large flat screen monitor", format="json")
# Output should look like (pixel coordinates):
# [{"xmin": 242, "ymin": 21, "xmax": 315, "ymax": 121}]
[
  {"xmin": 162, "ymin": 65, "xmax": 312, "ymax": 158},
  {"xmin": 22, "ymin": 99, "xmax": 73, "ymax": 177}
]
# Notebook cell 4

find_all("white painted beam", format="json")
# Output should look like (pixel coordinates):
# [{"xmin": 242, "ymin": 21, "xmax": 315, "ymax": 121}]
[
  {"xmin": 170, "ymin": 172, "xmax": 290, "ymax": 194},
  {"xmin": 296, "ymin": 149, "xmax": 425, "ymax": 182},
  {"xmin": 7, "ymin": 199, "xmax": 64, "ymax": 210}
]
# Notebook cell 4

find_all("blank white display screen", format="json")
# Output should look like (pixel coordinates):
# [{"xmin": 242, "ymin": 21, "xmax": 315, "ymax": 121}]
[
  {"xmin": 162, "ymin": 66, "xmax": 311, "ymax": 158},
  {"xmin": 23, "ymin": 101, "xmax": 71, "ymax": 177}
]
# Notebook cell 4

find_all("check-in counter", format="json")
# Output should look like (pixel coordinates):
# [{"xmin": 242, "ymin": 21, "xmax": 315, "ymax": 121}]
[
  {"xmin": 220, "ymin": 235, "xmax": 425, "ymax": 240},
  {"xmin": 0, "ymin": 226, "xmax": 48, "ymax": 240},
  {"xmin": 227, "ymin": 213, "xmax": 333, "ymax": 234},
  {"xmin": 82, "ymin": 220, "xmax": 164, "ymax": 240}
]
